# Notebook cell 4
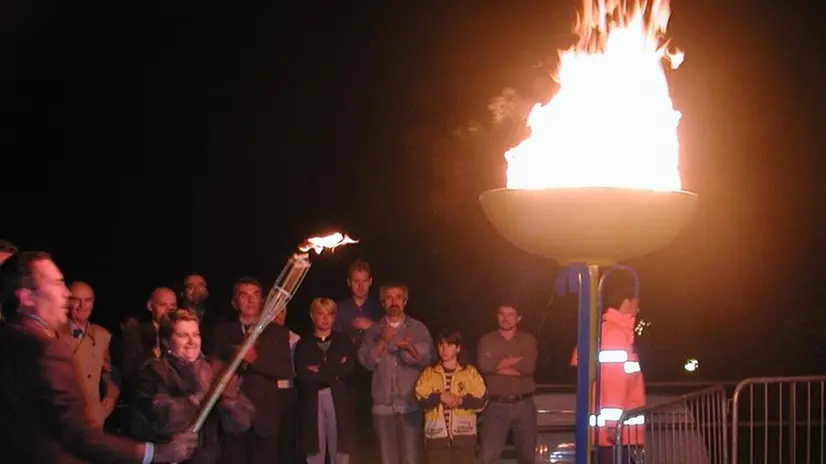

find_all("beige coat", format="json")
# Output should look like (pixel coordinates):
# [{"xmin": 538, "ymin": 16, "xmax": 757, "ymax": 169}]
[{"xmin": 56, "ymin": 322, "xmax": 118, "ymax": 428}]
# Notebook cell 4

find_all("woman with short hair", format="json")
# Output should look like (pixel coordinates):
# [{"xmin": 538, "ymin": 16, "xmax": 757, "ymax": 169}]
[{"xmin": 133, "ymin": 309, "xmax": 255, "ymax": 464}]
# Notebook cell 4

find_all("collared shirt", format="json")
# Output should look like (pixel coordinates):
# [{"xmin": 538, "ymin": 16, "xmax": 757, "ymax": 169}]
[
  {"xmin": 18, "ymin": 312, "xmax": 56, "ymax": 338},
  {"xmin": 69, "ymin": 321, "xmax": 87, "ymax": 339},
  {"xmin": 334, "ymin": 296, "xmax": 383, "ymax": 343}
]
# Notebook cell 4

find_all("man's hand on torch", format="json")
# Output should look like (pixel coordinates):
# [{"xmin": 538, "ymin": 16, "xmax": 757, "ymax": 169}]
[
  {"xmin": 237, "ymin": 345, "xmax": 258, "ymax": 364},
  {"xmin": 152, "ymin": 431, "xmax": 199, "ymax": 462}
]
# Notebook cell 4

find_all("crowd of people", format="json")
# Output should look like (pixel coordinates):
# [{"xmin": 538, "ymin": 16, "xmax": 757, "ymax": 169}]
[
  {"xmin": 0, "ymin": 239, "xmax": 644, "ymax": 464},
  {"xmin": 0, "ymin": 240, "xmax": 541, "ymax": 464}
]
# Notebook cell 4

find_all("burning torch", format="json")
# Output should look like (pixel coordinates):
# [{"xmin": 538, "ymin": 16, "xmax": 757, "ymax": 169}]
[{"xmin": 188, "ymin": 232, "xmax": 357, "ymax": 433}]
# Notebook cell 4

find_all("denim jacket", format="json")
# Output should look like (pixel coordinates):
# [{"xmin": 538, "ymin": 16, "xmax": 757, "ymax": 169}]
[{"xmin": 358, "ymin": 315, "xmax": 434, "ymax": 414}]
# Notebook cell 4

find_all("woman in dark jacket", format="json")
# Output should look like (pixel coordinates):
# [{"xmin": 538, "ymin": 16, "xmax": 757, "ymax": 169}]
[
  {"xmin": 294, "ymin": 297, "xmax": 357, "ymax": 463},
  {"xmin": 133, "ymin": 309, "xmax": 255, "ymax": 464}
]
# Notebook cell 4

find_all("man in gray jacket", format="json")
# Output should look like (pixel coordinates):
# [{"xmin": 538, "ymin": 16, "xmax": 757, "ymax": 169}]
[{"xmin": 358, "ymin": 281, "xmax": 434, "ymax": 464}]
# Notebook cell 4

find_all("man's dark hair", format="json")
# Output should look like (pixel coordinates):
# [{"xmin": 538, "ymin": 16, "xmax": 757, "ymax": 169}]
[
  {"xmin": 497, "ymin": 302, "xmax": 522, "ymax": 316},
  {"xmin": 0, "ymin": 251, "xmax": 52, "ymax": 317},
  {"xmin": 233, "ymin": 276, "xmax": 262, "ymax": 297},
  {"xmin": 436, "ymin": 330, "xmax": 463, "ymax": 347},
  {"xmin": 601, "ymin": 269, "xmax": 638, "ymax": 310}
]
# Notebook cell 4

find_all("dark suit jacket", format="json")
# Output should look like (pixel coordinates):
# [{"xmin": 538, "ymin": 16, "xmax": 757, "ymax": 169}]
[
  {"xmin": 0, "ymin": 319, "xmax": 142, "ymax": 463},
  {"xmin": 133, "ymin": 355, "xmax": 255, "ymax": 464},
  {"xmin": 212, "ymin": 319, "xmax": 293, "ymax": 437},
  {"xmin": 121, "ymin": 320, "xmax": 159, "ymax": 383}
]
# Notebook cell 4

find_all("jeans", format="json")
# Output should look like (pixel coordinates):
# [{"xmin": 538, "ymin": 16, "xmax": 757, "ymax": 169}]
[
  {"xmin": 373, "ymin": 411, "xmax": 423, "ymax": 464},
  {"xmin": 479, "ymin": 397, "xmax": 537, "ymax": 464},
  {"xmin": 307, "ymin": 389, "xmax": 348, "ymax": 464}
]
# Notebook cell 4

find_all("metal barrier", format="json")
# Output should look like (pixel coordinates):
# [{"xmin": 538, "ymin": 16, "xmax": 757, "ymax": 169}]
[
  {"xmin": 731, "ymin": 376, "xmax": 826, "ymax": 464},
  {"xmin": 533, "ymin": 377, "xmax": 826, "ymax": 463},
  {"xmin": 613, "ymin": 385, "xmax": 728, "ymax": 464}
]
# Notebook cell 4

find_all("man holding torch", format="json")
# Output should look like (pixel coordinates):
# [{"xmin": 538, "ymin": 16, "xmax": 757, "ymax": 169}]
[
  {"xmin": 213, "ymin": 277, "xmax": 294, "ymax": 464},
  {"xmin": 0, "ymin": 251, "xmax": 197, "ymax": 462}
]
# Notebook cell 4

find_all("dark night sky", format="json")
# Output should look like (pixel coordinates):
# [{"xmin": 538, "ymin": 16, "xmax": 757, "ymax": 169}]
[{"xmin": 1, "ymin": 0, "xmax": 824, "ymax": 383}]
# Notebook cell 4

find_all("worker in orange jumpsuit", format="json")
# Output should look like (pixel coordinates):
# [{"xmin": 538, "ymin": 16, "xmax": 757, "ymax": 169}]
[{"xmin": 571, "ymin": 269, "xmax": 645, "ymax": 464}]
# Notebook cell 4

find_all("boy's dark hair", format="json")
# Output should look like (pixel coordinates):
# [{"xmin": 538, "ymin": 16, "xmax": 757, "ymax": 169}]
[
  {"xmin": 601, "ymin": 269, "xmax": 638, "ymax": 310},
  {"xmin": 436, "ymin": 330, "xmax": 463, "ymax": 347}
]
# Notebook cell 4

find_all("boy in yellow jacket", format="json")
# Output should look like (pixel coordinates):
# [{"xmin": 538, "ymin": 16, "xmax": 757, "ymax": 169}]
[{"xmin": 414, "ymin": 331, "xmax": 487, "ymax": 464}]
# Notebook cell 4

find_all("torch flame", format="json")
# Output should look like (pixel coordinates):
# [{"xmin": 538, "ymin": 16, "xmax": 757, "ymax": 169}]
[
  {"xmin": 505, "ymin": 0, "xmax": 683, "ymax": 191},
  {"xmin": 298, "ymin": 232, "xmax": 359, "ymax": 254}
]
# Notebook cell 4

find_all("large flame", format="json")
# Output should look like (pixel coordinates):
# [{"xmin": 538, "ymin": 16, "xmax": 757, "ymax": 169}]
[
  {"xmin": 298, "ymin": 232, "xmax": 359, "ymax": 254},
  {"xmin": 505, "ymin": 0, "xmax": 683, "ymax": 191}
]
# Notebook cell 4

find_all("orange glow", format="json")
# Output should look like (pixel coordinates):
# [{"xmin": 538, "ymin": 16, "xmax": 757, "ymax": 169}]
[
  {"xmin": 505, "ymin": 0, "xmax": 683, "ymax": 191},
  {"xmin": 298, "ymin": 232, "xmax": 359, "ymax": 254}
]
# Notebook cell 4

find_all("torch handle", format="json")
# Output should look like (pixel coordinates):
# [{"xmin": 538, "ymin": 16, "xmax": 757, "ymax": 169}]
[
  {"xmin": 187, "ymin": 254, "xmax": 311, "ymax": 433},
  {"xmin": 189, "ymin": 324, "xmax": 262, "ymax": 432}
]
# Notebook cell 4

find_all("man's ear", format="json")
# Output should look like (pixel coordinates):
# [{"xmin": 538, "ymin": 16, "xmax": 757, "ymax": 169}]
[
  {"xmin": 516, "ymin": 315, "xmax": 523, "ymax": 324},
  {"xmin": 146, "ymin": 301, "xmax": 153, "ymax": 313},
  {"xmin": 15, "ymin": 288, "xmax": 34, "ymax": 308},
  {"xmin": 230, "ymin": 299, "xmax": 238, "ymax": 311}
]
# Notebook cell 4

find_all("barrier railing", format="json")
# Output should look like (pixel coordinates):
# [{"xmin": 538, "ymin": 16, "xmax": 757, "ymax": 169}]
[
  {"xmin": 731, "ymin": 376, "xmax": 826, "ymax": 464},
  {"xmin": 532, "ymin": 378, "xmax": 826, "ymax": 463},
  {"xmin": 613, "ymin": 385, "xmax": 729, "ymax": 464}
]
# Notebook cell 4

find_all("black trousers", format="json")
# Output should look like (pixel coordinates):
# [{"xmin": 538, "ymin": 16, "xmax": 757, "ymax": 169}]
[
  {"xmin": 277, "ymin": 388, "xmax": 300, "ymax": 463},
  {"xmin": 352, "ymin": 364, "xmax": 373, "ymax": 437}
]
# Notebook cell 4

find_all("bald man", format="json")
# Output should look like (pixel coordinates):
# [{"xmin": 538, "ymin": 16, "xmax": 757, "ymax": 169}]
[
  {"xmin": 56, "ymin": 281, "xmax": 119, "ymax": 429},
  {"xmin": 122, "ymin": 287, "xmax": 177, "ymax": 383}
]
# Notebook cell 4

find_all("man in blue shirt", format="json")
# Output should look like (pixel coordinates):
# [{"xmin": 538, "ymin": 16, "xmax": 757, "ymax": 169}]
[
  {"xmin": 334, "ymin": 260, "xmax": 383, "ymax": 344},
  {"xmin": 334, "ymin": 259, "xmax": 384, "ymax": 443}
]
